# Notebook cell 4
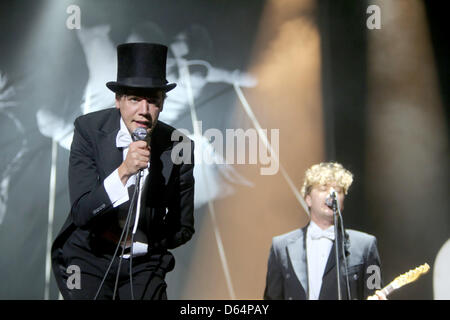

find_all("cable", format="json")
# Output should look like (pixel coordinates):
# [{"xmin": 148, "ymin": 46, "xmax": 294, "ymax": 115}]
[
  {"xmin": 128, "ymin": 171, "xmax": 143, "ymax": 300},
  {"xmin": 93, "ymin": 179, "xmax": 139, "ymax": 300},
  {"xmin": 129, "ymin": 224, "xmax": 136, "ymax": 300},
  {"xmin": 112, "ymin": 176, "xmax": 140, "ymax": 300}
]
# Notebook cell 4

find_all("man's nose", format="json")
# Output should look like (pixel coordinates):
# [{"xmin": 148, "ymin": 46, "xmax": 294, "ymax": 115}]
[{"xmin": 138, "ymin": 100, "xmax": 149, "ymax": 113}]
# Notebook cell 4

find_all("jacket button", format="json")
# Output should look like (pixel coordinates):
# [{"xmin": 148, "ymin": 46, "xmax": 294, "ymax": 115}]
[{"xmin": 92, "ymin": 203, "xmax": 106, "ymax": 215}]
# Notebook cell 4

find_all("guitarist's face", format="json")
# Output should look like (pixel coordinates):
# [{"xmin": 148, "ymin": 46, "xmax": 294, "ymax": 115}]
[{"xmin": 306, "ymin": 183, "xmax": 345, "ymax": 227}]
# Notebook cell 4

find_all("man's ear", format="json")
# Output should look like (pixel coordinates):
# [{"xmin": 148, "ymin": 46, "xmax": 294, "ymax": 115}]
[
  {"xmin": 115, "ymin": 97, "xmax": 121, "ymax": 109},
  {"xmin": 305, "ymin": 194, "xmax": 312, "ymax": 207},
  {"xmin": 115, "ymin": 93, "xmax": 123, "ymax": 109}
]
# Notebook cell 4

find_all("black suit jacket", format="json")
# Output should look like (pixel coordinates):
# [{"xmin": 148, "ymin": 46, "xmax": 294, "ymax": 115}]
[
  {"xmin": 264, "ymin": 225, "xmax": 382, "ymax": 300},
  {"xmin": 51, "ymin": 108, "xmax": 195, "ymax": 298}
]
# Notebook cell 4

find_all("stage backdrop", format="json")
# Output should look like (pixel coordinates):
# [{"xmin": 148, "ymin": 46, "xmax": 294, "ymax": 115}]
[{"xmin": 0, "ymin": 0, "xmax": 448, "ymax": 299}]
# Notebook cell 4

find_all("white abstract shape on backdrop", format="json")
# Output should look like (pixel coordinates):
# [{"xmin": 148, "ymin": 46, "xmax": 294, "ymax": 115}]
[
  {"xmin": 160, "ymin": 32, "xmax": 258, "ymax": 124},
  {"xmin": 189, "ymin": 134, "xmax": 253, "ymax": 208},
  {"xmin": 76, "ymin": 25, "xmax": 117, "ymax": 114},
  {"xmin": 36, "ymin": 109, "xmax": 74, "ymax": 150},
  {"xmin": 0, "ymin": 72, "xmax": 28, "ymax": 224},
  {"xmin": 0, "ymin": 73, "xmax": 17, "ymax": 108},
  {"xmin": 0, "ymin": 177, "xmax": 10, "ymax": 224}
]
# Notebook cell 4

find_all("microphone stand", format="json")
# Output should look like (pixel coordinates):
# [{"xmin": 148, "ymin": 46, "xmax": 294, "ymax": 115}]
[
  {"xmin": 331, "ymin": 194, "xmax": 342, "ymax": 300},
  {"xmin": 331, "ymin": 193, "xmax": 351, "ymax": 300},
  {"xmin": 337, "ymin": 205, "xmax": 351, "ymax": 300}
]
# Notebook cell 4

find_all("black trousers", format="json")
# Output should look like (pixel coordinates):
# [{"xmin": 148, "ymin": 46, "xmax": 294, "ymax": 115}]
[{"xmin": 62, "ymin": 236, "xmax": 174, "ymax": 300}]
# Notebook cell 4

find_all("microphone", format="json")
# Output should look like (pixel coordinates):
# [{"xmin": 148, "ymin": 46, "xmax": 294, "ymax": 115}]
[
  {"xmin": 132, "ymin": 123, "xmax": 154, "ymax": 147},
  {"xmin": 325, "ymin": 187, "xmax": 337, "ymax": 208},
  {"xmin": 132, "ymin": 127, "xmax": 148, "ymax": 142},
  {"xmin": 131, "ymin": 127, "xmax": 152, "ymax": 173}
]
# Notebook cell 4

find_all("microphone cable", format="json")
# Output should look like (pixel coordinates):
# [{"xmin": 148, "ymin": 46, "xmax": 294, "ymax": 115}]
[
  {"xmin": 94, "ymin": 127, "xmax": 151, "ymax": 300},
  {"xmin": 126, "ymin": 169, "xmax": 143, "ymax": 300},
  {"xmin": 93, "ymin": 177, "xmax": 139, "ymax": 300}
]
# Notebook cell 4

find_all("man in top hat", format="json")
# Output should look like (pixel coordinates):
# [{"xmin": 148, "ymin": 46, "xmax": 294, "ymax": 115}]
[
  {"xmin": 51, "ymin": 43, "xmax": 195, "ymax": 300},
  {"xmin": 264, "ymin": 162, "xmax": 386, "ymax": 300}
]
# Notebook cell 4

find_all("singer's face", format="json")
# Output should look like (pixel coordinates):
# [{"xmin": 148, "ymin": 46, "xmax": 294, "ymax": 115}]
[
  {"xmin": 306, "ymin": 183, "xmax": 345, "ymax": 225},
  {"xmin": 116, "ymin": 91, "xmax": 164, "ymax": 135}
]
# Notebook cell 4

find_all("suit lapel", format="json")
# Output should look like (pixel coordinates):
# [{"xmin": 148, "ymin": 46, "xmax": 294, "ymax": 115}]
[
  {"xmin": 96, "ymin": 109, "xmax": 123, "ymax": 178},
  {"xmin": 319, "ymin": 230, "xmax": 351, "ymax": 299},
  {"xmin": 159, "ymin": 149, "xmax": 173, "ymax": 185},
  {"xmin": 139, "ymin": 122, "xmax": 174, "ymax": 226},
  {"xmin": 150, "ymin": 121, "xmax": 174, "ymax": 186},
  {"xmin": 287, "ymin": 227, "xmax": 308, "ymax": 295},
  {"xmin": 322, "ymin": 229, "xmax": 350, "ymax": 277},
  {"xmin": 323, "ymin": 241, "xmax": 337, "ymax": 277}
]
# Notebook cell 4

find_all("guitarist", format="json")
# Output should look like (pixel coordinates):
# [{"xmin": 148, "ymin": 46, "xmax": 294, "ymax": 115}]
[{"xmin": 264, "ymin": 162, "xmax": 386, "ymax": 300}]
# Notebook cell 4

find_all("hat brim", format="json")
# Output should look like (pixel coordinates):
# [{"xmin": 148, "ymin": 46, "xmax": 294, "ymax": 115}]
[{"xmin": 106, "ymin": 81, "xmax": 176, "ymax": 93}]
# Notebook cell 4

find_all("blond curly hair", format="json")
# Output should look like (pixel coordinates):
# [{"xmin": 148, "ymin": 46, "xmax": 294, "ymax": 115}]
[{"xmin": 301, "ymin": 162, "xmax": 353, "ymax": 197}]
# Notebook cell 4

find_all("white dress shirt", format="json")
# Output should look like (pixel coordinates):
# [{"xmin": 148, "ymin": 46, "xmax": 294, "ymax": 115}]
[
  {"xmin": 103, "ymin": 118, "xmax": 149, "ymax": 258},
  {"xmin": 306, "ymin": 221, "xmax": 335, "ymax": 300}
]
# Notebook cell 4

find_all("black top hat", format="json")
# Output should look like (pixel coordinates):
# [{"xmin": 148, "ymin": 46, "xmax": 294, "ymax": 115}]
[{"xmin": 106, "ymin": 43, "xmax": 176, "ymax": 93}]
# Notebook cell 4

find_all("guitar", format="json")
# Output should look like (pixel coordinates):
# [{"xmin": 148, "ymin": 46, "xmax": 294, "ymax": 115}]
[{"xmin": 367, "ymin": 263, "xmax": 430, "ymax": 299}]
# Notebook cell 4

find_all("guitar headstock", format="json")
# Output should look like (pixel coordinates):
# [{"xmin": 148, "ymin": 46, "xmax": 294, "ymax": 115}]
[{"xmin": 390, "ymin": 263, "xmax": 430, "ymax": 289}]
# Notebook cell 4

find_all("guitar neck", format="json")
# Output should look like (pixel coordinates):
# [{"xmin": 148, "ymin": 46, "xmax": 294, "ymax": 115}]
[
  {"xmin": 368, "ymin": 263, "xmax": 430, "ymax": 299},
  {"xmin": 379, "ymin": 284, "xmax": 396, "ymax": 297}
]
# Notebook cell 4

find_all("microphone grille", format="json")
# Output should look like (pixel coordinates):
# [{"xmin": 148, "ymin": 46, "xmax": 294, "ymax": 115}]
[{"xmin": 132, "ymin": 127, "xmax": 147, "ymax": 141}]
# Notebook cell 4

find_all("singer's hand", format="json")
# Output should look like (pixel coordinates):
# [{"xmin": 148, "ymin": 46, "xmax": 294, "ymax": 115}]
[{"xmin": 118, "ymin": 140, "xmax": 150, "ymax": 185}]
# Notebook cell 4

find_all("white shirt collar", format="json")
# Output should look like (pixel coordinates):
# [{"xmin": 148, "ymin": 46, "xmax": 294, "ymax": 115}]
[
  {"xmin": 116, "ymin": 118, "xmax": 132, "ymax": 148},
  {"xmin": 308, "ymin": 220, "xmax": 333, "ymax": 233},
  {"xmin": 308, "ymin": 220, "xmax": 335, "ymax": 241}
]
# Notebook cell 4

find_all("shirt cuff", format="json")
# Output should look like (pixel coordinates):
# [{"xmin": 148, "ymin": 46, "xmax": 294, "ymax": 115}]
[{"xmin": 104, "ymin": 168, "xmax": 129, "ymax": 208}]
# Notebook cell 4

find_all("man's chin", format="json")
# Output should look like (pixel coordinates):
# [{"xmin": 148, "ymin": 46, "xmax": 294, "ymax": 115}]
[{"xmin": 321, "ymin": 211, "xmax": 336, "ymax": 222}]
